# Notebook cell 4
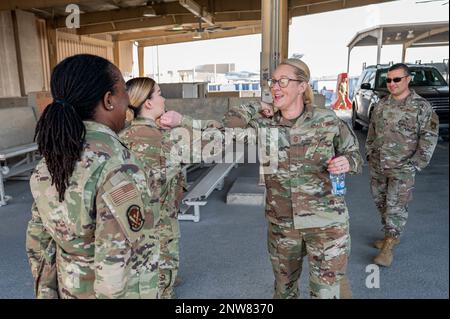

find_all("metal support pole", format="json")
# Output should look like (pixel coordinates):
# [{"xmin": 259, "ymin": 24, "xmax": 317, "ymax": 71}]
[
  {"xmin": 347, "ymin": 47, "xmax": 352, "ymax": 74},
  {"xmin": 260, "ymin": 0, "xmax": 289, "ymax": 103},
  {"xmin": 260, "ymin": 0, "xmax": 288, "ymax": 184},
  {"xmin": 402, "ymin": 44, "xmax": 408, "ymax": 63},
  {"xmin": 0, "ymin": 171, "xmax": 6, "ymax": 206},
  {"xmin": 138, "ymin": 46, "xmax": 144, "ymax": 77},
  {"xmin": 376, "ymin": 28, "xmax": 383, "ymax": 65},
  {"xmin": 156, "ymin": 45, "xmax": 160, "ymax": 83}
]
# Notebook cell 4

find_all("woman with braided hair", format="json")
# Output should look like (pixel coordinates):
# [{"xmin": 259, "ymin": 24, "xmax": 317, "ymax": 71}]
[{"xmin": 26, "ymin": 54, "xmax": 160, "ymax": 299}]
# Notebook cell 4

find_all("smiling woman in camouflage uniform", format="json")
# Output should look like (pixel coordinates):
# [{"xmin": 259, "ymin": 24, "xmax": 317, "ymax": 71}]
[
  {"xmin": 177, "ymin": 59, "xmax": 360, "ymax": 299},
  {"xmin": 241, "ymin": 59, "xmax": 362, "ymax": 299},
  {"xmin": 161, "ymin": 58, "xmax": 362, "ymax": 299},
  {"xmin": 119, "ymin": 77, "xmax": 185, "ymax": 299},
  {"xmin": 26, "ymin": 54, "xmax": 160, "ymax": 299},
  {"xmin": 224, "ymin": 59, "xmax": 362, "ymax": 299}
]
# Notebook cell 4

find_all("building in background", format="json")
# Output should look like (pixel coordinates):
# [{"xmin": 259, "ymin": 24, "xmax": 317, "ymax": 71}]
[
  {"xmin": 147, "ymin": 63, "xmax": 235, "ymax": 83},
  {"xmin": 154, "ymin": 64, "xmax": 262, "ymax": 98}
]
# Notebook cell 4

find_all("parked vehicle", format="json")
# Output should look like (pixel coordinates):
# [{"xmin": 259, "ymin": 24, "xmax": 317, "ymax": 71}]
[{"xmin": 351, "ymin": 64, "xmax": 449, "ymax": 136}]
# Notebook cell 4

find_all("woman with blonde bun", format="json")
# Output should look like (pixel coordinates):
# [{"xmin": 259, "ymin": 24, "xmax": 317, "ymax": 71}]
[{"xmin": 120, "ymin": 77, "xmax": 185, "ymax": 299}]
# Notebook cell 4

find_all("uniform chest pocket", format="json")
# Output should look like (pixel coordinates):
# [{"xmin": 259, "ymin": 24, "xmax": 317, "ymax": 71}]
[
  {"xmin": 397, "ymin": 112, "xmax": 418, "ymax": 137},
  {"xmin": 102, "ymin": 181, "xmax": 147, "ymax": 243},
  {"xmin": 289, "ymin": 134, "xmax": 319, "ymax": 174},
  {"xmin": 291, "ymin": 132, "xmax": 335, "ymax": 161},
  {"xmin": 290, "ymin": 129, "xmax": 318, "ymax": 160}
]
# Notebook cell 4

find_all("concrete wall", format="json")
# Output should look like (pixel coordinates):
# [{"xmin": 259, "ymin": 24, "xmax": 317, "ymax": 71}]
[
  {"xmin": 0, "ymin": 11, "xmax": 21, "ymax": 97},
  {"xmin": 16, "ymin": 10, "xmax": 44, "ymax": 94},
  {"xmin": 165, "ymin": 97, "xmax": 260, "ymax": 122},
  {"xmin": 207, "ymin": 91, "xmax": 240, "ymax": 98},
  {"xmin": 0, "ymin": 105, "xmax": 37, "ymax": 149},
  {"xmin": 160, "ymin": 83, "xmax": 184, "ymax": 99},
  {"xmin": 160, "ymin": 83, "xmax": 208, "ymax": 99},
  {"xmin": 165, "ymin": 95, "xmax": 325, "ymax": 121},
  {"xmin": 314, "ymin": 94, "xmax": 326, "ymax": 108},
  {"xmin": 0, "ymin": 97, "xmax": 28, "ymax": 109},
  {"xmin": 165, "ymin": 97, "xmax": 229, "ymax": 121}
]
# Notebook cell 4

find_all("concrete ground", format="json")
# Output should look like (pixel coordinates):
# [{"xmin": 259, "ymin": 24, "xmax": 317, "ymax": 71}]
[{"xmin": 0, "ymin": 114, "xmax": 448, "ymax": 299}]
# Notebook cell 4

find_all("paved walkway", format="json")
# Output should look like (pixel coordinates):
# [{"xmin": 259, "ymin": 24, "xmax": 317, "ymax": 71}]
[{"xmin": 0, "ymin": 129, "xmax": 448, "ymax": 299}]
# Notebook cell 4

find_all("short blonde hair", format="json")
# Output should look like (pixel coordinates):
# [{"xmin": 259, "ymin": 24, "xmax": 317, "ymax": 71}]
[
  {"xmin": 279, "ymin": 58, "xmax": 314, "ymax": 105},
  {"xmin": 126, "ymin": 77, "xmax": 156, "ymax": 120}
]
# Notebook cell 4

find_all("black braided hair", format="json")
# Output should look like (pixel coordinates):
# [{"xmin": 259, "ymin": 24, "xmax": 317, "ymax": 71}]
[{"xmin": 34, "ymin": 54, "xmax": 120, "ymax": 202}]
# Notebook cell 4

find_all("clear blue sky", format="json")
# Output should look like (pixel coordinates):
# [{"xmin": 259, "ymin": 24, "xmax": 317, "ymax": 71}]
[{"xmin": 143, "ymin": 0, "xmax": 449, "ymax": 77}]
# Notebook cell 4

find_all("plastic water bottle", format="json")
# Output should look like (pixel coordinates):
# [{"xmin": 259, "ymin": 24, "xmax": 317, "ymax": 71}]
[{"xmin": 330, "ymin": 172, "xmax": 346, "ymax": 196}]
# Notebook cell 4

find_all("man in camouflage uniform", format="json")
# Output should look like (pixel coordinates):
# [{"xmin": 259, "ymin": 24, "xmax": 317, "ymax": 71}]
[
  {"xmin": 26, "ymin": 121, "xmax": 160, "ymax": 298},
  {"xmin": 120, "ymin": 117, "xmax": 185, "ymax": 299},
  {"xmin": 366, "ymin": 63, "xmax": 439, "ymax": 267}
]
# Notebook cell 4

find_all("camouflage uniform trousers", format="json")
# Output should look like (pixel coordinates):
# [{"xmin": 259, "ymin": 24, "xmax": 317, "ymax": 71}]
[
  {"xmin": 369, "ymin": 165, "xmax": 415, "ymax": 238},
  {"xmin": 158, "ymin": 213, "xmax": 180, "ymax": 299},
  {"xmin": 267, "ymin": 221, "xmax": 350, "ymax": 299}
]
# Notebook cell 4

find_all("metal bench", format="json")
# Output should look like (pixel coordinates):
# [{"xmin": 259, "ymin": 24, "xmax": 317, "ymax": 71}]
[
  {"xmin": 178, "ymin": 144, "xmax": 244, "ymax": 222},
  {"xmin": 0, "ymin": 144, "xmax": 39, "ymax": 206},
  {"xmin": 0, "ymin": 106, "xmax": 40, "ymax": 206}
]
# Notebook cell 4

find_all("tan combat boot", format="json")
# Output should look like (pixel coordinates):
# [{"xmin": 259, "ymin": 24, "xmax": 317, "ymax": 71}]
[
  {"xmin": 373, "ymin": 237, "xmax": 400, "ymax": 249},
  {"xmin": 373, "ymin": 237, "xmax": 397, "ymax": 267}
]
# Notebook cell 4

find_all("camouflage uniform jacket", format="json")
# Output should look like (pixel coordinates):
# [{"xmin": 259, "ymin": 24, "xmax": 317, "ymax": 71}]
[
  {"xmin": 26, "ymin": 121, "xmax": 160, "ymax": 299},
  {"xmin": 119, "ymin": 117, "xmax": 185, "ymax": 238},
  {"xmin": 223, "ymin": 103, "xmax": 362, "ymax": 229},
  {"xmin": 366, "ymin": 90, "xmax": 439, "ymax": 172}
]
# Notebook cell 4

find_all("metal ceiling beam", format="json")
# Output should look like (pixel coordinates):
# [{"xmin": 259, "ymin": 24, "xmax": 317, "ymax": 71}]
[
  {"xmin": 76, "ymin": 11, "xmax": 261, "ymax": 35},
  {"xmin": 76, "ymin": 15, "xmax": 199, "ymax": 34},
  {"xmin": 138, "ymin": 25, "xmax": 261, "ymax": 47},
  {"xmin": 179, "ymin": 0, "xmax": 214, "ymax": 25},
  {"xmin": 289, "ymin": 0, "xmax": 395, "ymax": 17},
  {"xmin": 53, "ymin": 2, "xmax": 186, "ymax": 28},
  {"xmin": 52, "ymin": 0, "xmax": 258, "ymax": 29},
  {"xmin": 115, "ymin": 21, "xmax": 260, "ymax": 41},
  {"xmin": 404, "ymin": 26, "xmax": 449, "ymax": 48},
  {"xmin": 54, "ymin": 5, "xmax": 150, "ymax": 28},
  {"xmin": 210, "ymin": 0, "xmax": 261, "ymax": 12}
]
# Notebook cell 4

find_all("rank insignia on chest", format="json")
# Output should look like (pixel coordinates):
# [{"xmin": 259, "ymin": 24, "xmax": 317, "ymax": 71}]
[{"xmin": 126, "ymin": 205, "xmax": 145, "ymax": 232}]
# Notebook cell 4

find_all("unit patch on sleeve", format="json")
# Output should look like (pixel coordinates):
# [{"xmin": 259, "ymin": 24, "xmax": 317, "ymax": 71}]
[{"xmin": 126, "ymin": 205, "xmax": 145, "ymax": 232}]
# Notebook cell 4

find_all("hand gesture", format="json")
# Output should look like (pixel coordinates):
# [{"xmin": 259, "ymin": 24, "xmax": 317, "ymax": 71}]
[
  {"xmin": 260, "ymin": 102, "xmax": 274, "ymax": 118},
  {"xmin": 160, "ymin": 111, "xmax": 183, "ymax": 129}
]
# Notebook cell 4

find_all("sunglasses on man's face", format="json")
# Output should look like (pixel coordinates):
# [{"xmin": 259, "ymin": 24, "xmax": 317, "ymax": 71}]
[{"xmin": 386, "ymin": 75, "xmax": 408, "ymax": 83}]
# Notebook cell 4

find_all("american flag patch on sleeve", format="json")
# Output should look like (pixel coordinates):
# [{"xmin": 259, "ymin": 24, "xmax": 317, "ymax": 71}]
[{"xmin": 110, "ymin": 183, "xmax": 139, "ymax": 207}]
